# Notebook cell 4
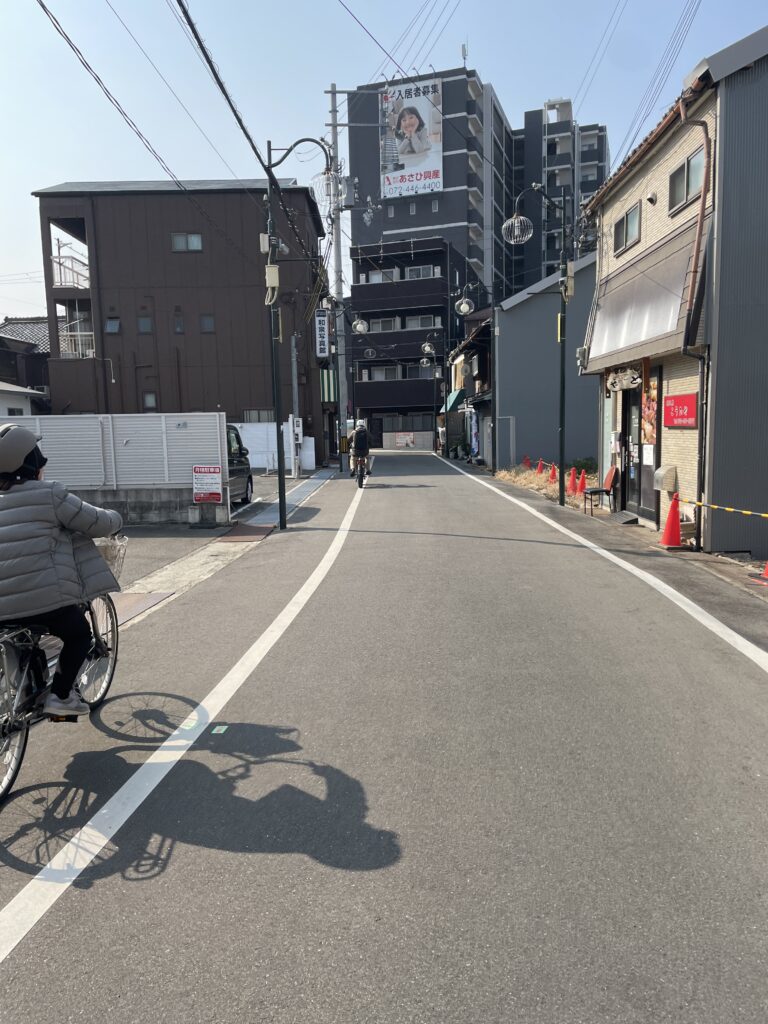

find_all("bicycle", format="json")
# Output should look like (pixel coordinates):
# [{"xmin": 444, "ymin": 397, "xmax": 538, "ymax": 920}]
[
  {"xmin": 0, "ymin": 528, "xmax": 125, "ymax": 806},
  {"xmin": 352, "ymin": 454, "xmax": 367, "ymax": 489},
  {"xmin": 0, "ymin": 593, "xmax": 120, "ymax": 805}
]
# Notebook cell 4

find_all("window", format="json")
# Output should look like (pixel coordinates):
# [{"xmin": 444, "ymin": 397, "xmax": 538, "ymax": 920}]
[
  {"xmin": 387, "ymin": 205, "xmax": 395, "ymax": 219},
  {"xmin": 142, "ymin": 391, "xmax": 157, "ymax": 412},
  {"xmin": 409, "ymin": 202, "xmax": 416, "ymax": 215},
  {"xmin": 173, "ymin": 314, "xmax": 184, "ymax": 334},
  {"xmin": 104, "ymin": 317, "xmax": 121, "ymax": 334},
  {"xmin": 582, "ymin": 168, "xmax": 598, "ymax": 182},
  {"xmin": 137, "ymin": 315, "xmax": 153, "ymax": 334},
  {"xmin": 405, "ymin": 314, "xmax": 442, "ymax": 330},
  {"xmin": 406, "ymin": 363, "xmax": 434, "ymax": 379},
  {"xmin": 431, "ymin": 199, "xmax": 439, "ymax": 213},
  {"xmin": 6, "ymin": 408, "xmax": 24, "ymax": 416},
  {"xmin": 669, "ymin": 148, "xmax": 705, "ymax": 212},
  {"xmin": 369, "ymin": 317, "xmax": 397, "ymax": 332},
  {"xmin": 613, "ymin": 202, "xmax": 640, "ymax": 255},
  {"xmin": 200, "ymin": 314, "xmax": 215, "ymax": 333},
  {"xmin": 371, "ymin": 365, "xmax": 398, "ymax": 381},
  {"xmin": 171, "ymin": 232, "xmax": 202, "ymax": 252},
  {"xmin": 405, "ymin": 265, "xmax": 434, "ymax": 280},
  {"xmin": 242, "ymin": 409, "xmax": 274, "ymax": 422},
  {"xmin": 367, "ymin": 269, "xmax": 397, "ymax": 284}
]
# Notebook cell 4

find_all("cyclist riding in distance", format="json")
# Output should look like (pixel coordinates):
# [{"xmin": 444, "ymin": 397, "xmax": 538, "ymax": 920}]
[
  {"xmin": 349, "ymin": 419, "xmax": 371, "ymax": 478},
  {"xmin": 0, "ymin": 424, "xmax": 122, "ymax": 717}
]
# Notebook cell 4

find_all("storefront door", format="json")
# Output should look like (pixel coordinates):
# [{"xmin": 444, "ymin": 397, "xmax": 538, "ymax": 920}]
[{"xmin": 621, "ymin": 371, "xmax": 660, "ymax": 523}]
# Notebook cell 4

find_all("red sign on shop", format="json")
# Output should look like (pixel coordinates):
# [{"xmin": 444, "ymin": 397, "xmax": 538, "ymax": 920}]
[{"xmin": 663, "ymin": 393, "xmax": 698, "ymax": 428}]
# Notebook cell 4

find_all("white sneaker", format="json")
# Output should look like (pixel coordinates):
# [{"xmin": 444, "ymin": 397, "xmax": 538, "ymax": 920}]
[{"xmin": 43, "ymin": 691, "xmax": 90, "ymax": 716}]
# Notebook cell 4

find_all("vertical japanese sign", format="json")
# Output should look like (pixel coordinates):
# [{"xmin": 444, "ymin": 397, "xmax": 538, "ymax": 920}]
[
  {"xmin": 380, "ymin": 80, "xmax": 444, "ymax": 198},
  {"xmin": 314, "ymin": 309, "xmax": 330, "ymax": 359}
]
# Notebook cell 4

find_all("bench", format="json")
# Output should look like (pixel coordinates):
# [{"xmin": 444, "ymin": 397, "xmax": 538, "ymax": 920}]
[{"xmin": 583, "ymin": 465, "xmax": 618, "ymax": 516}]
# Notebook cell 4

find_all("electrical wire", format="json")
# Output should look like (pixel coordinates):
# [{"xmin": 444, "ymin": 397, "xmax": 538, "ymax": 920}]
[
  {"xmin": 35, "ymin": 0, "xmax": 262, "ymax": 272},
  {"xmin": 172, "ymin": 0, "xmax": 319, "ymax": 270},
  {"xmin": 417, "ymin": 0, "xmax": 461, "ymax": 71},
  {"xmin": 104, "ymin": 0, "xmax": 267, "ymax": 219},
  {"xmin": 611, "ymin": 0, "xmax": 702, "ymax": 170},
  {"xmin": 573, "ymin": 0, "xmax": 628, "ymax": 111},
  {"xmin": 410, "ymin": 0, "xmax": 454, "ymax": 73}
]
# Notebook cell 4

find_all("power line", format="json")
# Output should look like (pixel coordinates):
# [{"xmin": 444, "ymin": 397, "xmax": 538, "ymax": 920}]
[
  {"xmin": 35, "ymin": 0, "xmax": 263, "ymax": 272},
  {"xmin": 574, "ymin": 0, "xmax": 630, "ymax": 113},
  {"xmin": 172, "ymin": 0, "xmax": 318, "ymax": 268},
  {"xmin": 104, "ymin": 0, "xmax": 267, "ymax": 218},
  {"xmin": 611, "ymin": 0, "xmax": 701, "ymax": 169}
]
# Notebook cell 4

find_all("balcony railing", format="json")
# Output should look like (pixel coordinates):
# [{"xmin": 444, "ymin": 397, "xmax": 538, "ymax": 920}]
[
  {"xmin": 59, "ymin": 331, "xmax": 95, "ymax": 359},
  {"xmin": 52, "ymin": 254, "xmax": 89, "ymax": 289}
]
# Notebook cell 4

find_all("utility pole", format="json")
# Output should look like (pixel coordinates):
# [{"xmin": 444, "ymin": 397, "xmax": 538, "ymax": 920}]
[
  {"xmin": 329, "ymin": 83, "xmax": 349, "ymax": 474},
  {"xmin": 266, "ymin": 140, "xmax": 288, "ymax": 530},
  {"xmin": 290, "ymin": 333, "xmax": 300, "ymax": 479}
]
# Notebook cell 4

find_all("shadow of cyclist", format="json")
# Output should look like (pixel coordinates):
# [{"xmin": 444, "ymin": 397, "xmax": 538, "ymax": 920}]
[{"xmin": 0, "ymin": 720, "xmax": 400, "ymax": 885}]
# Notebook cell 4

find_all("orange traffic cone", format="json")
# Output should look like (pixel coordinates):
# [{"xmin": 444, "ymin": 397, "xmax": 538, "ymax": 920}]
[
  {"xmin": 749, "ymin": 562, "xmax": 768, "ymax": 586},
  {"xmin": 566, "ymin": 467, "xmax": 577, "ymax": 496},
  {"xmin": 548, "ymin": 463, "xmax": 557, "ymax": 484},
  {"xmin": 660, "ymin": 493, "xmax": 682, "ymax": 548},
  {"xmin": 522, "ymin": 455, "xmax": 532, "ymax": 469},
  {"xmin": 536, "ymin": 459, "xmax": 544, "ymax": 475},
  {"xmin": 577, "ymin": 470, "xmax": 587, "ymax": 494}
]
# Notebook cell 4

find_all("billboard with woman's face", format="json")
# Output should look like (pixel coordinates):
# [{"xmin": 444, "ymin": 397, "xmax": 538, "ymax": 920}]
[{"xmin": 379, "ymin": 81, "xmax": 443, "ymax": 199}]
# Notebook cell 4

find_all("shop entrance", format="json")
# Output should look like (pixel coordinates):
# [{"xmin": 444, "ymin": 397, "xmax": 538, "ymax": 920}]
[{"xmin": 620, "ymin": 370, "xmax": 660, "ymax": 524}]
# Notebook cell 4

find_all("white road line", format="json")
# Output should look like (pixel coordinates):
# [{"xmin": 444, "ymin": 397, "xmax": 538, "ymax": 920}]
[
  {"xmin": 440, "ymin": 457, "xmax": 768, "ymax": 676},
  {"xmin": 0, "ymin": 484, "xmax": 365, "ymax": 964}
]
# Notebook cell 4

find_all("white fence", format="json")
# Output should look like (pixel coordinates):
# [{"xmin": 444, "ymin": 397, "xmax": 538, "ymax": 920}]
[{"xmin": 12, "ymin": 413, "xmax": 228, "ymax": 490}]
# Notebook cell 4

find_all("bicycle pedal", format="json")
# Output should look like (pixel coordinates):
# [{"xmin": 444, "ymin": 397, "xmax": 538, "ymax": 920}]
[{"xmin": 48, "ymin": 714, "xmax": 79, "ymax": 723}]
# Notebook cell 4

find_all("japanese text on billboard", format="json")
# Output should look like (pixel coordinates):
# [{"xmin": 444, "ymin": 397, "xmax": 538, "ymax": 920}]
[
  {"xmin": 380, "ymin": 81, "xmax": 444, "ymax": 199},
  {"xmin": 314, "ymin": 309, "xmax": 330, "ymax": 359}
]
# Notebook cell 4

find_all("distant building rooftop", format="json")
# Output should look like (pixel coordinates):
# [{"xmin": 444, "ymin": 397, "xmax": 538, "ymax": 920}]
[
  {"xmin": 0, "ymin": 316, "xmax": 60, "ymax": 354},
  {"xmin": 33, "ymin": 179, "xmax": 298, "ymax": 196}
]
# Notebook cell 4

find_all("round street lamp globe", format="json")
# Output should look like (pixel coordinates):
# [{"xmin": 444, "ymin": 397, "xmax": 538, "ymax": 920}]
[
  {"xmin": 502, "ymin": 214, "xmax": 534, "ymax": 245},
  {"xmin": 352, "ymin": 318, "xmax": 369, "ymax": 334},
  {"xmin": 420, "ymin": 357, "xmax": 431, "ymax": 367},
  {"xmin": 421, "ymin": 341, "xmax": 435, "ymax": 355},
  {"xmin": 455, "ymin": 296, "xmax": 475, "ymax": 316}
]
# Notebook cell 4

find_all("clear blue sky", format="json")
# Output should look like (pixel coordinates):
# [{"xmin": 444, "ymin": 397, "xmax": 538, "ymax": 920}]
[{"xmin": 1, "ymin": 0, "xmax": 765, "ymax": 317}]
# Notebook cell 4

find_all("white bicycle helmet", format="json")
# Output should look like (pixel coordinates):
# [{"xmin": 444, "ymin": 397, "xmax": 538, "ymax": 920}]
[
  {"xmin": 0, "ymin": 423, "xmax": 41, "ymax": 474},
  {"xmin": 355, "ymin": 419, "xmax": 365, "ymax": 428}
]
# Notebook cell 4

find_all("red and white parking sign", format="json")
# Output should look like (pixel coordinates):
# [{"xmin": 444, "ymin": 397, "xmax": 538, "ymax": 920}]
[{"xmin": 192, "ymin": 465, "xmax": 222, "ymax": 503}]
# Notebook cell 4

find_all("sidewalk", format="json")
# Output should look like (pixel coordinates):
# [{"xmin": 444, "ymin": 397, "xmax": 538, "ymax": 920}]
[{"xmin": 447, "ymin": 458, "xmax": 768, "ymax": 653}]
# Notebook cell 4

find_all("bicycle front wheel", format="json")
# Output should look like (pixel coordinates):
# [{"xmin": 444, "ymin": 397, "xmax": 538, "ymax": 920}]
[
  {"xmin": 79, "ymin": 595, "xmax": 119, "ymax": 709},
  {"xmin": 0, "ymin": 676, "xmax": 28, "ymax": 805}
]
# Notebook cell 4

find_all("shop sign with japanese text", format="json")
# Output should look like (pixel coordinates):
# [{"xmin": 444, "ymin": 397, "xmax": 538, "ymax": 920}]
[
  {"xmin": 314, "ymin": 309, "xmax": 330, "ymax": 359},
  {"xmin": 663, "ymin": 393, "xmax": 698, "ymax": 428}
]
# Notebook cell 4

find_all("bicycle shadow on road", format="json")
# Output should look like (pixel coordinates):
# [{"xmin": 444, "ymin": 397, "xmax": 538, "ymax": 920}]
[{"xmin": 0, "ymin": 696, "xmax": 401, "ymax": 887}]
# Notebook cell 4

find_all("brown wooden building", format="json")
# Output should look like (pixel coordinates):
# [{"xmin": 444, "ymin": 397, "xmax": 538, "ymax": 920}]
[{"xmin": 34, "ymin": 180, "xmax": 330, "ymax": 463}]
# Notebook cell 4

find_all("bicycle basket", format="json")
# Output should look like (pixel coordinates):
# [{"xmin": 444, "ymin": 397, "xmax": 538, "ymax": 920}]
[{"xmin": 94, "ymin": 535, "xmax": 128, "ymax": 581}]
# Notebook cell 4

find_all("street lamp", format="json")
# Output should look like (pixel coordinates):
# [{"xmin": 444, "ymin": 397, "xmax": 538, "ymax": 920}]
[
  {"xmin": 502, "ymin": 182, "xmax": 570, "ymax": 507},
  {"xmin": 266, "ymin": 136, "xmax": 332, "ymax": 529}
]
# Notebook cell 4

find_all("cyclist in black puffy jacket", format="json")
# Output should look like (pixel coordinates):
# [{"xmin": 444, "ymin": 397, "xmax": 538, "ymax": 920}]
[{"xmin": 349, "ymin": 420, "xmax": 371, "ymax": 477}]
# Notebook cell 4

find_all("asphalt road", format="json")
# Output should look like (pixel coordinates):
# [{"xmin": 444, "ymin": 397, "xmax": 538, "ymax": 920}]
[{"xmin": 2, "ymin": 452, "xmax": 768, "ymax": 1024}]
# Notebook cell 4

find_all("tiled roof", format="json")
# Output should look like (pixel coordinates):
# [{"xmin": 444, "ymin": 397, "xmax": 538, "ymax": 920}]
[{"xmin": 0, "ymin": 316, "xmax": 61, "ymax": 353}]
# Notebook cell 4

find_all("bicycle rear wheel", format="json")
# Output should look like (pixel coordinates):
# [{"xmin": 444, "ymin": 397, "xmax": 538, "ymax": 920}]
[
  {"xmin": 78, "ymin": 595, "xmax": 119, "ymax": 709},
  {"xmin": 0, "ymin": 675, "xmax": 28, "ymax": 805},
  {"xmin": 357, "ymin": 462, "xmax": 364, "ymax": 488}
]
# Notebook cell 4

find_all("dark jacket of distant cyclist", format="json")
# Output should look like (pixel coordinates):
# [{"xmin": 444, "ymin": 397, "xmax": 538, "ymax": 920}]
[{"xmin": 350, "ymin": 426, "xmax": 370, "ymax": 457}]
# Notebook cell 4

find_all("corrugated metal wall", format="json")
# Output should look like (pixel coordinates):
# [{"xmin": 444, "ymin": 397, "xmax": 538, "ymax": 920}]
[
  {"xmin": 706, "ymin": 59, "xmax": 768, "ymax": 559},
  {"xmin": 12, "ymin": 413, "xmax": 227, "ymax": 490}
]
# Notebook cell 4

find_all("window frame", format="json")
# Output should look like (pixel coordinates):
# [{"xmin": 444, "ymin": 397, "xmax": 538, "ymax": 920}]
[
  {"xmin": 142, "ymin": 391, "xmax": 157, "ymax": 412},
  {"xmin": 104, "ymin": 316, "xmax": 121, "ymax": 334},
  {"xmin": 137, "ymin": 315, "xmax": 154, "ymax": 335},
  {"xmin": 612, "ymin": 201, "xmax": 641, "ymax": 256},
  {"xmin": 171, "ymin": 232, "xmax": 203, "ymax": 252},
  {"xmin": 668, "ymin": 146, "xmax": 705, "ymax": 214},
  {"xmin": 369, "ymin": 317, "xmax": 398, "ymax": 333},
  {"xmin": 199, "ymin": 314, "xmax": 216, "ymax": 333}
]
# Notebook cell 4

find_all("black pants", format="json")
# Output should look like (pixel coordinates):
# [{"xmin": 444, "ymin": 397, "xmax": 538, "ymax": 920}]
[{"xmin": 14, "ymin": 605, "xmax": 92, "ymax": 698}]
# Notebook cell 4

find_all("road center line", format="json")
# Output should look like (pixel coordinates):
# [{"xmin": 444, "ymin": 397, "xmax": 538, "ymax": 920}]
[
  {"xmin": 440, "ymin": 457, "xmax": 768, "ymax": 676},
  {"xmin": 0, "ymin": 482, "xmax": 365, "ymax": 965}
]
